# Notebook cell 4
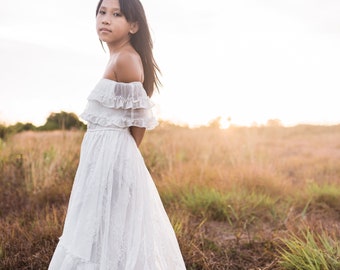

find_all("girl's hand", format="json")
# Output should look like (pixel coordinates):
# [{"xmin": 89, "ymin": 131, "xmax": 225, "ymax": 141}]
[{"xmin": 129, "ymin": 126, "xmax": 146, "ymax": 147}]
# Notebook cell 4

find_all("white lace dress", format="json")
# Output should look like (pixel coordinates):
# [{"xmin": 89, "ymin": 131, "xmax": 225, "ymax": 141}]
[{"xmin": 48, "ymin": 79, "xmax": 186, "ymax": 270}]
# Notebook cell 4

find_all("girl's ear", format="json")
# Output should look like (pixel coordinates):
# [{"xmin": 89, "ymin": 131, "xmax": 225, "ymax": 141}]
[{"xmin": 129, "ymin": 22, "xmax": 139, "ymax": 34}]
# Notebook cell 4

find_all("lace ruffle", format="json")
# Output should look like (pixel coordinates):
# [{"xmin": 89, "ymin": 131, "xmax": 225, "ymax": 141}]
[
  {"xmin": 80, "ymin": 111, "xmax": 158, "ymax": 130},
  {"xmin": 88, "ymin": 79, "xmax": 154, "ymax": 109},
  {"xmin": 80, "ymin": 79, "xmax": 158, "ymax": 130}
]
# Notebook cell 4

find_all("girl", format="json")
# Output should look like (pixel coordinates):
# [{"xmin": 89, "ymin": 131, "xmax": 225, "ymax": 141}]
[{"xmin": 48, "ymin": 0, "xmax": 186, "ymax": 269}]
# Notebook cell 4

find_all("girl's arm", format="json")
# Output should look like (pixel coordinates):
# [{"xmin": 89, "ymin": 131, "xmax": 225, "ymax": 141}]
[
  {"xmin": 111, "ymin": 50, "xmax": 146, "ymax": 147},
  {"xmin": 130, "ymin": 126, "xmax": 146, "ymax": 147}
]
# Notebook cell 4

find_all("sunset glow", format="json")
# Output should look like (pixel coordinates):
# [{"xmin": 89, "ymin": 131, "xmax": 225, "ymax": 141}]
[{"xmin": 0, "ymin": 0, "xmax": 339, "ymax": 127}]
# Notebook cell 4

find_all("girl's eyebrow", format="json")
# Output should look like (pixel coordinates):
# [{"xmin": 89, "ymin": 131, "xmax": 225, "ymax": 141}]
[{"xmin": 100, "ymin": 6, "xmax": 120, "ymax": 11}]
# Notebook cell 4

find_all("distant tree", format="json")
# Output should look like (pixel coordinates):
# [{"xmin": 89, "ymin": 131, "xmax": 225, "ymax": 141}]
[
  {"xmin": 7, "ymin": 122, "xmax": 37, "ymax": 134},
  {"xmin": 208, "ymin": 117, "xmax": 222, "ymax": 129},
  {"xmin": 0, "ymin": 124, "xmax": 6, "ymax": 139},
  {"xmin": 266, "ymin": 119, "xmax": 282, "ymax": 127},
  {"xmin": 21, "ymin": 122, "xmax": 37, "ymax": 131},
  {"xmin": 39, "ymin": 111, "xmax": 86, "ymax": 131},
  {"xmin": 0, "ymin": 122, "xmax": 37, "ymax": 138}
]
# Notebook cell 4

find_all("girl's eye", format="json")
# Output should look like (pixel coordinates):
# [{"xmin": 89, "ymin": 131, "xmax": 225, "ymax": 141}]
[
  {"xmin": 113, "ymin": 12, "xmax": 122, "ymax": 17},
  {"xmin": 99, "ymin": 10, "xmax": 105, "ymax": 15}
]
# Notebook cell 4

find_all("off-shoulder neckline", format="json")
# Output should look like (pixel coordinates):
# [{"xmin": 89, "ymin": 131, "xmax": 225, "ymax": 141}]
[{"xmin": 101, "ymin": 78, "xmax": 143, "ymax": 85}]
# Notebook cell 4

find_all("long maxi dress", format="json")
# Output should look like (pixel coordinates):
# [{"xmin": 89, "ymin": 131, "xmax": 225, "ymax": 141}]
[{"xmin": 48, "ymin": 78, "xmax": 186, "ymax": 270}]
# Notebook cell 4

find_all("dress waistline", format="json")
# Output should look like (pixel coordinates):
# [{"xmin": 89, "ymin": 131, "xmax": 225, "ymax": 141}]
[{"xmin": 86, "ymin": 123, "xmax": 129, "ymax": 133}]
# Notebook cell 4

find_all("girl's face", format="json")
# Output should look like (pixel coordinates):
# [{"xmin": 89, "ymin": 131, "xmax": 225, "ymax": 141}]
[{"xmin": 96, "ymin": 0, "xmax": 138, "ymax": 46}]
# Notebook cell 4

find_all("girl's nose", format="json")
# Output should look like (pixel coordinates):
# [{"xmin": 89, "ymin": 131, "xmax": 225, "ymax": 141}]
[{"xmin": 102, "ymin": 18, "xmax": 110, "ymax": 25}]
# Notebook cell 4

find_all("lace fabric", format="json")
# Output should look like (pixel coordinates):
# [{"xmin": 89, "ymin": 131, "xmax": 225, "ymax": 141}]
[
  {"xmin": 48, "ymin": 80, "xmax": 186, "ymax": 269},
  {"xmin": 80, "ymin": 79, "xmax": 158, "ymax": 130}
]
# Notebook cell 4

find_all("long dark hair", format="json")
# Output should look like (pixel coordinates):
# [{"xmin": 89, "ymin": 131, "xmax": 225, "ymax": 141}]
[{"xmin": 96, "ymin": 0, "xmax": 161, "ymax": 97}]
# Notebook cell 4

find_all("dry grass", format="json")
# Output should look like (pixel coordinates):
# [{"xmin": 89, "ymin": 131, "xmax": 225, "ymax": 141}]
[{"xmin": 1, "ymin": 123, "xmax": 340, "ymax": 269}]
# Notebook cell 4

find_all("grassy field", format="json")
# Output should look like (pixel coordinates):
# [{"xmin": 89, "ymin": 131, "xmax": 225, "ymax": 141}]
[{"xmin": 1, "ymin": 123, "xmax": 340, "ymax": 269}]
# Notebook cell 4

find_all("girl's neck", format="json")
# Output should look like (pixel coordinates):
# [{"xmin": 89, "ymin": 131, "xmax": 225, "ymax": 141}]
[{"xmin": 107, "ymin": 39, "xmax": 131, "ymax": 56}]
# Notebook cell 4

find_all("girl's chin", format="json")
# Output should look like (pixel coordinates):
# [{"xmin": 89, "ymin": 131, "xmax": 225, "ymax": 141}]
[
  {"xmin": 97, "ymin": 33, "xmax": 111, "ymax": 42},
  {"xmin": 98, "ymin": 37, "xmax": 110, "ymax": 43}
]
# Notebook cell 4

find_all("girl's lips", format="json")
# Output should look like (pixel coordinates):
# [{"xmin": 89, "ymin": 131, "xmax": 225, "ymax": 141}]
[{"xmin": 100, "ymin": 28, "xmax": 112, "ymax": 32}]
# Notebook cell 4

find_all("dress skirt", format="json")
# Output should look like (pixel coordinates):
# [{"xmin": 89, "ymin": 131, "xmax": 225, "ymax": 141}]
[{"xmin": 48, "ymin": 126, "xmax": 186, "ymax": 269}]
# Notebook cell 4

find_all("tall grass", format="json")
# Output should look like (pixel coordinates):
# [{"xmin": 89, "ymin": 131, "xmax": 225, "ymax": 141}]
[
  {"xmin": 278, "ymin": 228, "xmax": 340, "ymax": 270},
  {"xmin": 0, "ymin": 131, "xmax": 83, "ymax": 269},
  {"xmin": 1, "ymin": 124, "xmax": 340, "ymax": 269}
]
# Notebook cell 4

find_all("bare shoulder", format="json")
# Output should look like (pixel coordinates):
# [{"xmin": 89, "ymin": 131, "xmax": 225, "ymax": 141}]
[{"xmin": 115, "ymin": 50, "xmax": 143, "ymax": 83}]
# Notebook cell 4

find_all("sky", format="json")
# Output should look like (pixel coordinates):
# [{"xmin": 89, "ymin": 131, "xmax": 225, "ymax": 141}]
[{"xmin": 0, "ymin": 0, "xmax": 340, "ymax": 127}]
